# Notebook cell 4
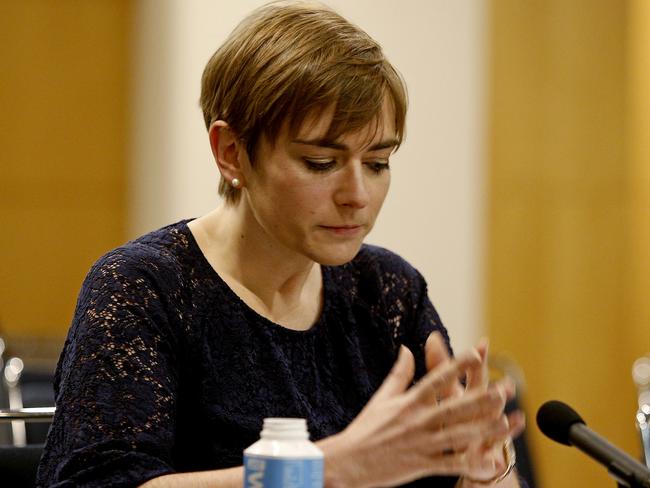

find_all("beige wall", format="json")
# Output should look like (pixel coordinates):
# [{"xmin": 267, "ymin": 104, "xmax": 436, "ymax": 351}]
[{"xmin": 129, "ymin": 0, "xmax": 488, "ymax": 352}]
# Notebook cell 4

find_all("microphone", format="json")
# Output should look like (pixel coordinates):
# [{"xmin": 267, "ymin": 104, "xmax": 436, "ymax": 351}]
[{"xmin": 537, "ymin": 400, "xmax": 650, "ymax": 487}]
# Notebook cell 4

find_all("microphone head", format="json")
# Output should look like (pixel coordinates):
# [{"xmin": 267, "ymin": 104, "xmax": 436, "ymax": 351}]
[{"xmin": 536, "ymin": 400, "xmax": 586, "ymax": 446}]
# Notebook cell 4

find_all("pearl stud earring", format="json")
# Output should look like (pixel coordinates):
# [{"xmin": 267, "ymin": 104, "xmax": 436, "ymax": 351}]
[{"xmin": 231, "ymin": 178, "xmax": 241, "ymax": 188}]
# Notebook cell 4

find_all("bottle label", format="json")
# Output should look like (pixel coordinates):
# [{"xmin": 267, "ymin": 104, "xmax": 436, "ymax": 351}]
[{"xmin": 243, "ymin": 454, "xmax": 323, "ymax": 488}]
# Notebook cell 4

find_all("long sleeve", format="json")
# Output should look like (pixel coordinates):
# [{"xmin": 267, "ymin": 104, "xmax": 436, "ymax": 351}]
[{"xmin": 37, "ymin": 248, "xmax": 183, "ymax": 487}]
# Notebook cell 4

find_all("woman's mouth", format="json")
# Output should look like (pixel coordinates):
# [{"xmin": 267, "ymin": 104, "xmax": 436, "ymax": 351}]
[{"xmin": 319, "ymin": 225, "xmax": 364, "ymax": 237}]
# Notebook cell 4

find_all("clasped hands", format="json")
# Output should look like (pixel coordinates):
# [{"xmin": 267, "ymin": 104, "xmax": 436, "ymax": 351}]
[{"xmin": 326, "ymin": 332, "xmax": 525, "ymax": 488}]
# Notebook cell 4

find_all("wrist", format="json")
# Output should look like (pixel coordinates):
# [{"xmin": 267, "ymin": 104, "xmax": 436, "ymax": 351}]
[
  {"xmin": 316, "ymin": 430, "xmax": 376, "ymax": 488},
  {"xmin": 317, "ymin": 432, "xmax": 365, "ymax": 488}
]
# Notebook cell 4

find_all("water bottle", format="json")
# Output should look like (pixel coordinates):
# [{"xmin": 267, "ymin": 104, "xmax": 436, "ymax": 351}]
[{"xmin": 243, "ymin": 418, "xmax": 324, "ymax": 488}]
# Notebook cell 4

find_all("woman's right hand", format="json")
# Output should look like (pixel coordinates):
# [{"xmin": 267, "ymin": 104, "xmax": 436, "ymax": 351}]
[{"xmin": 318, "ymin": 343, "xmax": 525, "ymax": 488}]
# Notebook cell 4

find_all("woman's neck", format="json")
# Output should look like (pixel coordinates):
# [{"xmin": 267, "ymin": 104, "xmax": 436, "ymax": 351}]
[{"xmin": 188, "ymin": 205, "xmax": 323, "ymax": 330}]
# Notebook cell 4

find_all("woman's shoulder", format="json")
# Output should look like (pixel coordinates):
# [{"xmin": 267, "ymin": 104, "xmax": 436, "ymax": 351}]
[
  {"xmin": 94, "ymin": 220, "xmax": 193, "ymax": 268},
  {"xmin": 85, "ymin": 220, "xmax": 196, "ymax": 291},
  {"xmin": 69, "ymin": 221, "xmax": 199, "ymax": 345}
]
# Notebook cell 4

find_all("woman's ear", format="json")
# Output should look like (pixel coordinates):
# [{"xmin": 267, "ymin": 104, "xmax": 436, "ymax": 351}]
[{"xmin": 208, "ymin": 120, "xmax": 246, "ymax": 186}]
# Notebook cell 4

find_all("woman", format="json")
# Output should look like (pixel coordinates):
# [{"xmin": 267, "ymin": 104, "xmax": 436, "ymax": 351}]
[{"xmin": 37, "ymin": 2, "xmax": 525, "ymax": 487}]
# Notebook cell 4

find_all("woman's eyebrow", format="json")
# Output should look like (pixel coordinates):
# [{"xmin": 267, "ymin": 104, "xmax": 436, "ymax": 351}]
[{"xmin": 291, "ymin": 138, "xmax": 398, "ymax": 151}]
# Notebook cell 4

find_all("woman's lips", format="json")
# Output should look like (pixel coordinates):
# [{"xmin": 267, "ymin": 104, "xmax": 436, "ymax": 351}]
[{"xmin": 319, "ymin": 225, "xmax": 364, "ymax": 236}]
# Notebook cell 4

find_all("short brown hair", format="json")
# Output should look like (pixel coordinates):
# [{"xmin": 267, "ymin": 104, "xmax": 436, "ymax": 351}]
[{"xmin": 200, "ymin": 1, "xmax": 408, "ymax": 204}]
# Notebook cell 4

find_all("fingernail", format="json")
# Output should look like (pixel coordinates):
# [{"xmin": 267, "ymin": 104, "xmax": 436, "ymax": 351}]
[
  {"xmin": 489, "ymin": 384, "xmax": 505, "ymax": 402},
  {"xmin": 476, "ymin": 337, "xmax": 489, "ymax": 361},
  {"xmin": 511, "ymin": 411, "xmax": 526, "ymax": 429},
  {"xmin": 398, "ymin": 345, "xmax": 408, "ymax": 359},
  {"xmin": 507, "ymin": 377, "xmax": 517, "ymax": 396}
]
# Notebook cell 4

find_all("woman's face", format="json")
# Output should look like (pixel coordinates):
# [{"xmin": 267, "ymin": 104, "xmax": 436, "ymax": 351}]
[{"xmin": 240, "ymin": 101, "xmax": 397, "ymax": 266}]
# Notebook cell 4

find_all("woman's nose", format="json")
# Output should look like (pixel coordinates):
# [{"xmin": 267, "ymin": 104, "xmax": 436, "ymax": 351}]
[{"xmin": 334, "ymin": 163, "xmax": 370, "ymax": 208}]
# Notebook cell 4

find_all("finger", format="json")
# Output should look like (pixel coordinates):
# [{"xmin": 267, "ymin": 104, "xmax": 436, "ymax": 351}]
[
  {"xmin": 426, "ymin": 414, "xmax": 513, "ymax": 459},
  {"xmin": 465, "ymin": 337, "xmax": 489, "ymax": 391},
  {"xmin": 475, "ymin": 337, "xmax": 489, "ymax": 362},
  {"xmin": 410, "ymin": 348, "xmax": 481, "ymax": 404},
  {"xmin": 425, "ymin": 331, "xmax": 450, "ymax": 371},
  {"xmin": 372, "ymin": 345, "xmax": 415, "ymax": 401},
  {"xmin": 471, "ymin": 413, "xmax": 524, "ymax": 459},
  {"xmin": 424, "ymin": 332, "xmax": 462, "ymax": 400},
  {"xmin": 506, "ymin": 410, "xmax": 526, "ymax": 440},
  {"xmin": 457, "ymin": 411, "xmax": 525, "ymax": 480},
  {"xmin": 420, "ymin": 450, "xmax": 471, "ymax": 477},
  {"xmin": 418, "ymin": 416, "xmax": 519, "ymax": 479},
  {"xmin": 474, "ymin": 410, "xmax": 525, "ymax": 454},
  {"xmin": 426, "ymin": 380, "xmax": 511, "ymax": 429}
]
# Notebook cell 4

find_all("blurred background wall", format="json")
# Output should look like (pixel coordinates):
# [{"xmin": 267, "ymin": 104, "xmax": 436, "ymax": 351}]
[
  {"xmin": 0, "ymin": 1, "xmax": 648, "ymax": 487},
  {"xmin": 0, "ymin": 2, "xmax": 130, "ymax": 362},
  {"xmin": 488, "ymin": 1, "xmax": 650, "ymax": 487}
]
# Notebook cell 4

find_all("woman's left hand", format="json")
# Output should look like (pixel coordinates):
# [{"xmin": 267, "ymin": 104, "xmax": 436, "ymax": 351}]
[{"xmin": 425, "ymin": 332, "xmax": 524, "ymax": 486}]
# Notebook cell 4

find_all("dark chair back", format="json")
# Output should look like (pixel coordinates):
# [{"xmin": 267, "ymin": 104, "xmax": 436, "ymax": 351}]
[
  {"xmin": 490, "ymin": 354, "xmax": 538, "ymax": 488},
  {"xmin": 0, "ymin": 444, "xmax": 44, "ymax": 487}
]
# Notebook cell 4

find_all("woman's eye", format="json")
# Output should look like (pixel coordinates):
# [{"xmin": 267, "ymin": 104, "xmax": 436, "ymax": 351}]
[
  {"xmin": 366, "ymin": 161, "xmax": 390, "ymax": 174},
  {"xmin": 303, "ymin": 158, "xmax": 336, "ymax": 172}
]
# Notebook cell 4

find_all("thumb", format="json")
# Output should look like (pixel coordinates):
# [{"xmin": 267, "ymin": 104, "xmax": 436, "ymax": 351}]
[
  {"xmin": 372, "ymin": 345, "xmax": 415, "ymax": 401},
  {"xmin": 466, "ymin": 337, "xmax": 489, "ymax": 390},
  {"xmin": 426, "ymin": 331, "xmax": 463, "ymax": 398},
  {"xmin": 425, "ymin": 331, "xmax": 451, "ymax": 371}
]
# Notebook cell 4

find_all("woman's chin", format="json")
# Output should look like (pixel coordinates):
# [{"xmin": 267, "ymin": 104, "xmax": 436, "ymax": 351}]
[{"xmin": 310, "ymin": 243, "xmax": 364, "ymax": 267}]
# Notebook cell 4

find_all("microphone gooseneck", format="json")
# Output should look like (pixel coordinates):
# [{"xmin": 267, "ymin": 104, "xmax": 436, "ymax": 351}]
[{"xmin": 537, "ymin": 400, "xmax": 650, "ymax": 488}]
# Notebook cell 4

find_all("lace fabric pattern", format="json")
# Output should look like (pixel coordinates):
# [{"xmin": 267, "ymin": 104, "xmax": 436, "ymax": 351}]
[{"xmin": 36, "ymin": 220, "xmax": 457, "ymax": 487}]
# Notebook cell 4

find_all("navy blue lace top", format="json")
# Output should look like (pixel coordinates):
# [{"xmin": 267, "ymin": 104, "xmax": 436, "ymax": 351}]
[{"xmin": 37, "ymin": 220, "xmax": 458, "ymax": 487}]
